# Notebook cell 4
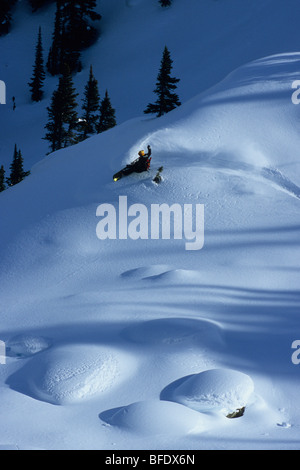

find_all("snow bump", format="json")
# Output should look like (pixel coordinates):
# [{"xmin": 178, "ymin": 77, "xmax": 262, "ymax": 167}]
[
  {"xmin": 122, "ymin": 317, "xmax": 223, "ymax": 348},
  {"xmin": 100, "ymin": 400, "xmax": 217, "ymax": 436},
  {"xmin": 172, "ymin": 369, "xmax": 255, "ymax": 415},
  {"xmin": 6, "ymin": 334, "xmax": 52, "ymax": 358},
  {"xmin": 9, "ymin": 344, "xmax": 136, "ymax": 406},
  {"xmin": 120, "ymin": 265, "xmax": 170, "ymax": 280}
]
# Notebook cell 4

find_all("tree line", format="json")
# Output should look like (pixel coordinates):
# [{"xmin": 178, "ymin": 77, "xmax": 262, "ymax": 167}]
[
  {"xmin": 44, "ymin": 63, "xmax": 117, "ymax": 153},
  {"xmin": 0, "ymin": 0, "xmax": 101, "ymax": 41},
  {"xmin": 42, "ymin": 44, "xmax": 180, "ymax": 153},
  {"xmin": 0, "ymin": 0, "xmax": 174, "ymax": 37}
]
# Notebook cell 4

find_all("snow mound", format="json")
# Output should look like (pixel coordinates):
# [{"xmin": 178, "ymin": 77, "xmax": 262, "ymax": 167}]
[
  {"xmin": 6, "ymin": 334, "xmax": 52, "ymax": 358},
  {"xmin": 100, "ymin": 400, "xmax": 218, "ymax": 436},
  {"xmin": 122, "ymin": 317, "xmax": 223, "ymax": 348},
  {"xmin": 121, "ymin": 265, "xmax": 170, "ymax": 280},
  {"xmin": 121, "ymin": 267, "xmax": 201, "ymax": 283},
  {"xmin": 9, "ymin": 345, "xmax": 136, "ymax": 405},
  {"xmin": 143, "ymin": 269, "xmax": 201, "ymax": 283},
  {"xmin": 172, "ymin": 369, "xmax": 254, "ymax": 415}
]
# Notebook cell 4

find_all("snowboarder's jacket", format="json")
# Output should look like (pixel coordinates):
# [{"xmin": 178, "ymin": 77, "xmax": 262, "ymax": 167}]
[{"xmin": 134, "ymin": 145, "xmax": 152, "ymax": 173}]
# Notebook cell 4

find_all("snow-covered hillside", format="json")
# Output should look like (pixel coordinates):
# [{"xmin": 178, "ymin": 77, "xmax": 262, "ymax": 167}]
[{"xmin": 0, "ymin": 0, "xmax": 300, "ymax": 451}]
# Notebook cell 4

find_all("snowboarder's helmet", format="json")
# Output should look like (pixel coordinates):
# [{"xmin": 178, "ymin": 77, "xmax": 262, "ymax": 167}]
[{"xmin": 138, "ymin": 150, "xmax": 145, "ymax": 157}]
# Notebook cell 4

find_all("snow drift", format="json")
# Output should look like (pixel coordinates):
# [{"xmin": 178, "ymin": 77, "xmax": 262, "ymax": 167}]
[
  {"xmin": 171, "ymin": 369, "xmax": 255, "ymax": 415},
  {"xmin": 8, "ymin": 345, "xmax": 137, "ymax": 406}
]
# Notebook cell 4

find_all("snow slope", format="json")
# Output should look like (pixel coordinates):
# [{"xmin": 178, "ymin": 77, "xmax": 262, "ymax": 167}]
[{"xmin": 0, "ymin": 0, "xmax": 300, "ymax": 451}]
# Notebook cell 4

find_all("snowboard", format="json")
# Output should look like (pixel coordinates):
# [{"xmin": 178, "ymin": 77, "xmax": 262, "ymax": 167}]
[
  {"xmin": 113, "ymin": 168, "xmax": 131, "ymax": 181},
  {"xmin": 113, "ymin": 157, "xmax": 151, "ymax": 182}
]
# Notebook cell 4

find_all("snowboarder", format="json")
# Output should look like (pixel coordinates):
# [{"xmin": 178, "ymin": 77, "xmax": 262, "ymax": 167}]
[{"xmin": 113, "ymin": 145, "xmax": 152, "ymax": 181}]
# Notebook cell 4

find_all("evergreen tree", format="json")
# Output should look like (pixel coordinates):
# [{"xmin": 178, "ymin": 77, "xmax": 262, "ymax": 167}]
[
  {"xmin": 29, "ymin": 27, "xmax": 45, "ymax": 102},
  {"xmin": 47, "ymin": 1, "xmax": 101, "ymax": 75},
  {"xmin": 79, "ymin": 65, "xmax": 100, "ymax": 141},
  {"xmin": 0, "ymin": 165, "xmax": 6, "ymax": 192},
  {"xmin": 97, "ymin": 90, "xmax": 117, "ymax": 134},
  {"xmin": 59, "ymin": 1, "xmax": 82, "ymax": 74},
  {"xmin": 159, "ymin": 0, "xmax": 172, "ymax": 7},
  {"xmin": 44, "ymin": 64, "xmax": 79, "ymax": 152},
  {"xmin": 62, "ymin": 0, "xmax": 101, "ymax": 51},
  {"xmin": 44, "ymin": 87, "xmax": 64, "ymax": 153},
  {"xmin": 144, "ymin": 46, "xmax": 181, "ymax": 117},
  {"xmin": 80, "ymin": 0, "xmax": 102, "ymax": 48},
  {"xmin": 7, "ymin": 145, "xmax": 30, "ymax": 187},
  {"xmin": 47, "ymin": 2, "xmax": 64, "ymax": 76},
  {"xmin": 0, "ymin": 0, "xmax": 17, "ymax": 36}
]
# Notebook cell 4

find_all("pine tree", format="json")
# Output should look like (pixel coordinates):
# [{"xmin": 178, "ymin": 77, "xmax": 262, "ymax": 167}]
[
  {"xmin": 79, "ymin": 65, "xmax": 100, "ymax": 141},
  {"xmin": 44, "ymin": 64, "xmax": 79, "ymax": 152},
  {"xmin": 47, "ymin": 2, "xmax": 64, "ymax": 76},
  {"xmin": 159, "ymin": 0, "xmax": 172, "ymax": 7},
  {"xmin": 0, "ymin": 165, "xmax": 6, "ymax": 192},
  {"xmin": 47, "ymin": 1, "xmax": 101, "ymax": 75},
  {"xmin": 144, "ymin": 46, "xmax": 181, "ymax": 117},
  {"xmin": 29, "ymin": 27, "xmax": 45, "ymax": 102},
  {"xmin": 80, "ymin": 0, "xmax": 102, "ymax": 48},
  {"xmin": 62, "ymin": 0, "xmax": 101, "ymax": 51},
  {"xmin": 97, "ymin": 90, "xmax": 117, "ymax": 134},
  {"xmin": 44, "ymin": 87, "xmax": 63, "ymax": 153},
  {"xmin": 7, "ymin": 145, "xmax": 19, "ymax": 186},
  {"xmin": 60, "ymin": 1, "xmax": 82, "ymax": 74},
  {"xmin": 6, "ymin": 145, "xmax": 30, "ymax": 187},
  {"xmin": 0, "ymin": 0, "xmax": 17, "ymax": 36}
]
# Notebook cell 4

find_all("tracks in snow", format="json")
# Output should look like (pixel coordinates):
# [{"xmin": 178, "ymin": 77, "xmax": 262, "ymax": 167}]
[{"xmin": 198, "ymin": 155, "xmax": 300, "ymax": 200}]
